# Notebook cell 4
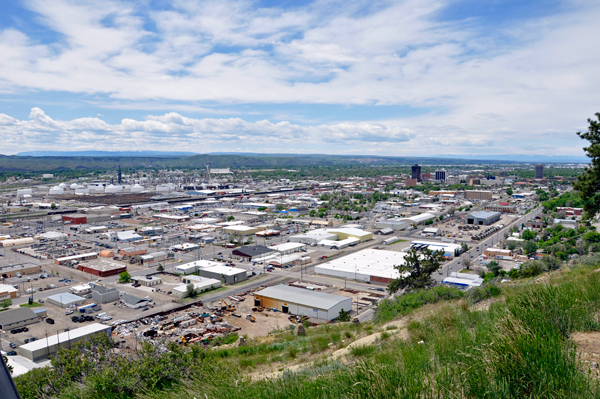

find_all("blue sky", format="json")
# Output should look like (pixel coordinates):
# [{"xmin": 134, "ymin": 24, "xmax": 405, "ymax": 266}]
[{"xmin": 0, "ymin": 0, "xmax": 598, "ymax": 156}]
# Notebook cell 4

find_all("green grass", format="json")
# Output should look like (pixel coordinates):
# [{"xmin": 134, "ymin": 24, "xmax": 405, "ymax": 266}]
[
  {"xmin": 19, "ymin": 302, "xmax": 42, "ymax": 308},
  {"xmin": 14, "ymin": 262, "xmax": 600, "ymax": 399}
]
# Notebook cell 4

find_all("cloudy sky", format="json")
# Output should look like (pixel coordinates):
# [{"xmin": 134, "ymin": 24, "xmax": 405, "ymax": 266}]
[{"xmin": 0, "ymin": 0, "xmax": 598, "ymax": 157}]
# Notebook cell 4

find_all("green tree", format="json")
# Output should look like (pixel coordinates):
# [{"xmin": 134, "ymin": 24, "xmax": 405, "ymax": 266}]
[
  {"xmin": 524, "ymin": 240, "xmax": 538, "ymax": 255},
  {"xmin": 227, "ymin": 215, "xmax": 235, "ymax": 222},
  {"xmin": 118, "ymin": 271, "xmax": 131, "ymax": 283},
  {"xmin": 387, "ymin": 248, "xmax": 443, "ymax": 294},
  {"xmin": 487, "ymin": 260, "xmax": 502, "ymax": 277},
  {"xmin": 50, "ymin": 203, "xmax": 56, "ymax": 210},
  {"xmin": 0, "ymin": 298, "xmax": 11, "ymax": 309},
  {"xmin": 309, "ymin": 209, "xmax": 317, "ymax": 217},
  {"xmin": 573, "ymin": 113, "xmax": 600, "ymax": 219},
  {"xmin": 186, "ymin": 283, "xmax": 199, "ymax": 298},
  {"xmin": 506, "ymin": 187, "xmax": 513, "ymax": 196},
  {"xmin": 275, "ymin": 204, "xmax": 286, "ymax": 211},
  {"xmin": 463, "ymin": 257, "xmax": 472, "ymax": 270},
  {"xmin": 337, "ymin": 309, "xmax": 351, "ymax": 322},
  {"xmin": 522, "ymin": 230, "xmax": 536, "ymax": 240},
  {"xmin": 157, "ymin": 264, "xmax": 164, "ymax": 272}
]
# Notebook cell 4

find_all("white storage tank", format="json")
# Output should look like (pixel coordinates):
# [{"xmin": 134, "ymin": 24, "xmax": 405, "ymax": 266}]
[
  {"xmin": 131, "ymin": 184, "xmax": 144, "ymax": 193},
  {"xmin": 49, "ymin": 186, "xmax": 64, "ymax": 195}
]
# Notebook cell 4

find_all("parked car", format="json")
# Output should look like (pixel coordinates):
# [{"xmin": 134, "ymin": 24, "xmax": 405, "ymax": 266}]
[
  {"xmin": 9, "ymin": 342, "xmax": 16, "ymax": 349},
  {"xmin": 6, "ymin": 351, "xmax": 17, "ymax": 356},
  {"xmin": 65, "ymin": 310, "xmax": 74, "ymax": 315}
]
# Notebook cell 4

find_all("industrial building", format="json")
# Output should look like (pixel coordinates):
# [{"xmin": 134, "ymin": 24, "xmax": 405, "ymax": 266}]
[
  {"xmin": 119, "ymin": 247, "xmax": 147, "ymax": 257},
  {"xmin": 408, "ymin": 240, "xmax": 463, "ymax": 258},
  {"xmin": 0, "ymin": 264, "xmax": 42, "ymax": 278},
  {"xmin": 314, "ymin": 248, "xmax": 409, "ymax": 283},
  {"xmin": 465, "ymin": 190, "xmax": 493, "ymax": 200},
  {"xmin": 223, "ymin": 225, "xmax": 259, "ymax": 236},
  {"xmin": 173, "ymin": 259, "xmax": 221, "ymax": 275},
  {"xmin": 0, "ymin": 284, "xmax": 18, "ymax": 299},
  {"xmin": 328, "ymin": 228, "xmax": 373, "ymax": 242},
  {"xmin": 132, "ymin": 275, "xmax": 162, "ymax": 287},
  {"xmin": 120, "ymin": 293, "xmax": 150, "ymax": 309},
  {"xmin": 172, "ymin": 276, "xmax": 222, "ymax": 298},
  {"xmin": 374, "ymin": 219, "xmax": 410, "ymax": 231},
  {"xmin": 197, "ymin": 265, "xmax": 247, "ymax": 284},
  {"xmin": 231, "ymin": 245, "xmax": 275, "ymax": 262},
  {"xmin": 47, "ymin": 292, "xmax": 86, "ymax": 308},
  {"xmin": 77, "ymin": 259, "xmax": 127, "ymax": 277},
  {"xmin": 19, "ymin": 323, "xmax": 112, "ymax": 361},
  {"xmin": 253, "ymin": 285, "xmax": 352, "ymax": 321},
  {"xmin": 465, "ymin": 211, "xmax": 501, "ymax": 225},
  {"xmin": 0, "ymin": 308, "xmax": 40, "ymax": 330},
  {"xmin": 91, "ymin": 285, "xmax": 120, "ymax": 304},
  {"xmin": 55, "ymin": 252, "xmax": 98, "ymax": 265},
  {"xmin": 270, "ymin": 242, "xmax": 307, "ymax": 254},
  {"xmin": 289, "ymin": 229, "xmax": 338, "ymax": 245}
]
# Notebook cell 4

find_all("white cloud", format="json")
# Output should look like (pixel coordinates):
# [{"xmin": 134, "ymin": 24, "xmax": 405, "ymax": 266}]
[
  {"xmin": 0, "ymin": 108, "xmax": 416, "ymax": 154},
  {"xmin": 0, "ymin": 0, "xmax": 597, "ymax": 156}
]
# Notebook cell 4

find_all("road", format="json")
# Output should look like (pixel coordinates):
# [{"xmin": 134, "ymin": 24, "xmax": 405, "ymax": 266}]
[{"xmin": 434, "ymin": 207, "xmax": 542, "ymax": 281}]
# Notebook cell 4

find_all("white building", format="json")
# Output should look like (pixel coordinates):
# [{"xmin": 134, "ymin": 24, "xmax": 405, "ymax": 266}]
[{"xmin": 315, "ymin": 248, "xmax": 409, "ymax": 283}]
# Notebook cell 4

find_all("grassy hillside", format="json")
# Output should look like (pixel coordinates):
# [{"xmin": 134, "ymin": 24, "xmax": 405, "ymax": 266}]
[{"xmin": 14, "ymin": 258, "xmax": 600, "ymax": 398}]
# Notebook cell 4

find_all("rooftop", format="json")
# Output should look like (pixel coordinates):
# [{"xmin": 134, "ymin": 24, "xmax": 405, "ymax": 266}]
[
  {"xmin": 19, "ymin": 323, "xmax": 111, "ymax": 352},
  {"xmin": 256, "ymin": 285, "xmax": 350, "ymax": 310}
]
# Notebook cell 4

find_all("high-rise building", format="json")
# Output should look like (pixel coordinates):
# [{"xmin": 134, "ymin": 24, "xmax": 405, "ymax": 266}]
[
  {"xmin": 435, "ymin": 169, "xmax": 446, "ymax": 182},
  {"xmin": 411, "ymin": 164, "xmax": 421, "ymax": 182},
  {"xmin": 535, "ymin": 164, "xmax": 544, "ymax": 179}
]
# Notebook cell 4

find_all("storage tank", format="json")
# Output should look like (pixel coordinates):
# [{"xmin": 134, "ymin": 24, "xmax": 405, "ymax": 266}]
[
  {"xmin": 131, "ymin": 184, "xmax": 144, "ymax": 193},
  {"xmin": 49, "ymin": 187, "xmax": 64, "ymax": 195}
]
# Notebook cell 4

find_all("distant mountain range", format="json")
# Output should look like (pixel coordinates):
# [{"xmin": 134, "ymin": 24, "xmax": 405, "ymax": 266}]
[
  {"xmin": 436, "ymin": 154, "xmax": 588, "ymax": 163},
  {"xmin": 16, "ymin": 150, "xmax": 197, "ymax": 157}
]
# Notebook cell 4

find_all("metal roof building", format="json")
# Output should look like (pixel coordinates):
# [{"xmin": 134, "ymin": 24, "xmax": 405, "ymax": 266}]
[
  {"xmin": 466, "ymin": 211, "xmax": 501, "ymax": 226},
  {"xmin": 47, "ymin": 292, "xmax": 86, "ymax": 308},
  {"xmin": 253, "ymin": 285, "xmax": 352, "ymax": 321},
  {"xmin": 19, "ymin": 323, "xmax": 111, "ymax": 361},
  {"xmin": 0, "ymin": 307, "xmax": 39, "ymax": 330}
]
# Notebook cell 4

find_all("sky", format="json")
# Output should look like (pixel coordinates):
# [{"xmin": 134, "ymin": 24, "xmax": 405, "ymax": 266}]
[{"xmin": 0, "ymin": 0, "xmax": 599, "ymax": 157}]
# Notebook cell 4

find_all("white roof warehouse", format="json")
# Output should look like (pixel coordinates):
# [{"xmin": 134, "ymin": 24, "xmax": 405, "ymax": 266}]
[{"xmin": 253, "ymin": 285, "xmax": 352, "ymax": 321}]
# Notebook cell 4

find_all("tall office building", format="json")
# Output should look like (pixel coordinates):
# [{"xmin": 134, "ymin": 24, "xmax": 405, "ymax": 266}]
[
  {"xmin": 435, "ymin": 169, "xmax": 447, "ymax": 182},
  {"xmin": 535, "ymin": 164, "xmax": 544, "ymax": 179},
  {"xmin": 411, "ymin": 164, "xmax": 422, "ymax": 182}
]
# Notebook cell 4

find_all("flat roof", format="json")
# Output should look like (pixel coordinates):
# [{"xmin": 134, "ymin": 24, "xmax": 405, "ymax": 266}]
[
  {"xmin": 201, "ymin": 265, "xmax": 247, "ymax": 276},
  {"xmin": 256, "ymin": 285, "xmax": 350, "ymax": 310},
  {"xmin": 315, "ymin": 248, "xmax": 408, "ymax": 280},
  {"xmin": 81, "ymin": 259, "xmax": 125, "ymax": 272},
  {"xmin": 271, "ymin": 242, "xmax": 306, "ymax": 251},
  {"xmin": 56, "ymin": 252, "xmax": 98, "ymax": 262},
  {"xmin": 19, "ymin": 323, "xmax": 110, "ymax": 352}
]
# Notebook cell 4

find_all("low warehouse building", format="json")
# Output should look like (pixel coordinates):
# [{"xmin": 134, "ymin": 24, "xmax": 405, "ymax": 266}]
[
  {"xmin": 92, "ymin": 285, "xmax": 120, "ymax": 304},
  {"xmin": 120, "ymin": 293, "xmax": 150, "ymax": 309},
  {"xmin": 231, "ymin": 245, "xmax": 275, "ymax": 262},
  {"xmin": 47, "ymin": 292, "xmax": 86, "ymax": 308},
  {"xmin": 465, "ymin": 211, "xmax": 501, "ymax": 226},
  {"xmin": 314, "ymin": 248, "xmax": 409, "ymax": 284},
  {"xmin": 409, "ymin": 240, "xmax": 463, "ymax": 258},
  {"xmin": 270, "ymin": 242, "xmax": 307, "ymax": 254},
  {"xmin": 253, "ymin": 285, "xmax": 352, "ymax": 321},
  {"xmin": 0, "ymin": 284, "xmax": 19, "ymax": 299},
  {"xmin": 55, "ymin": 252, "xmax": 98, "ymax": 265},
  {"xmin": 173, "ymin": 259, "xmax": 221, "ymax": 275},
  {"xmin": 289, "ymin": 229, "xmax": 338, "ymax": 245},
  {"xmin": 19, "ymin": 323, "xmax": 111, "ymax": 361},
  {"xmin": 328, "ymin": 228, "xmax": 373, "ymax": 242},
  {"xmin": 0, "ymin": 264, "xmax": 42, "ymax": 278},
  {"xmin": 172, "ymin": 276, "xmax": 222, "ymax": 298},
  {"xmin": 77, "ymin": 259, "xmax": 127, "ymax": 277},
  {"xmin": 197, "ymin": 265, "xmax": 247, "ymax": 284},
  {"xmin": 119, "ymin": 247, "xmax": 147, "ymax": 257},
  {"xmin": 132, "ymin": 275, "xmax": 162, "ymax": 287},
  {"xmin": 0, "ymin": 308, "xmax": 40, "ymax": 330}
]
